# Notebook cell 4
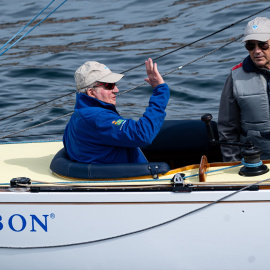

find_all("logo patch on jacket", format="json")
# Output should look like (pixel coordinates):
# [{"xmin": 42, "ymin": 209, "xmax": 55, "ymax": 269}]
[{"xmin": 112, "ymin": 119, "xmax": 124, "ymax": 126}]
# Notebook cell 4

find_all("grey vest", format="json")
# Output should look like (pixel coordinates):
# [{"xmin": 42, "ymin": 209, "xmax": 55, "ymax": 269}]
[
  {"xmin": 232, "ymin": 66, "xmax": 270, "ymax": 159},
  {"xmin": 232, "ymin": 66, "xmax": 270, "ymax": 132}
]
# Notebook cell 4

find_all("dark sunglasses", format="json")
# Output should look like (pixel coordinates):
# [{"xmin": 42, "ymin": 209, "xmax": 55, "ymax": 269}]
[
  {"xmin": 94, "ymin": 82, "xmax": 116, "ymax": 90},
  {"xmin": 245, "ymin": 41, "xmax": 270, "ymax": 51}
]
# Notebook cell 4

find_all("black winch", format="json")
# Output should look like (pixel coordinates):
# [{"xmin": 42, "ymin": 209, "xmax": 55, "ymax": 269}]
[
  {"xmin": 201, "ymin": 113, "xmax": 269, "ymax": 177},
  {"xmin": 239, "ymin": 142, "xmax": 269, "ymax": 176}
]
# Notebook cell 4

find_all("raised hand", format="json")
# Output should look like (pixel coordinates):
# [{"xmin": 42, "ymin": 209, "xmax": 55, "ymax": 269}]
[{"xmin": 144, "ymin": 58, "xmax": 165, "ymax": 88}]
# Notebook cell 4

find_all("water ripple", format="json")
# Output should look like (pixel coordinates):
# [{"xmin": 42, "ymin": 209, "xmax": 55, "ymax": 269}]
[{"xmin": 0, "ymin": 0, "xmax": 269, "ymax": 141}]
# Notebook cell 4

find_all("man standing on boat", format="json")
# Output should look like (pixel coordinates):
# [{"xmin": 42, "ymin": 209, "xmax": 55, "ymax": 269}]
[
  {"xmin": 63, "ymin": 58, "xmax": 170, "ymax": 164},
  {"xmin": 218, "ymin": 17, "xmax": 270, "ymax": 162}
]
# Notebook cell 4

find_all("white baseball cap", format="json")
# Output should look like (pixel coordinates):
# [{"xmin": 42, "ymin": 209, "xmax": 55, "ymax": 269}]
[
  {"xmin": 75, "ymin": 61, "xmax": 124, "ymax": 90},
  {"xmin": 242, "ymin": 17, "xmax": 270, "ymax": 42}
]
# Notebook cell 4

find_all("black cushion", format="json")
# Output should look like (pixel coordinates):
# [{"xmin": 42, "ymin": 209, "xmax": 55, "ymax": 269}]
[
  {"xmin": 141, "ymin": 120, "xmax": 222, "ymax": 167},
  {"xmin": 50, "ymin": 148, "xmax": 171, "ymax": 179},
  {"xmin": 142, "ymin": 120, "xmax": 218, "ymax": 152}
]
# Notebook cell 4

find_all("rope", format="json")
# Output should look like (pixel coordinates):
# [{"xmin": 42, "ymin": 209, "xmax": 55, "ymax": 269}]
[
  {"xmin": 241, "ymin": 158, "xmax": 263, "ymax": 168},
  {"xmin": 0, "ymin": 0, "xmax": 56, "ymax": 52},
  {"xmin": 0, "ymin": 162, "xmax": 243, "ymax": 187},
  {"xmin": 2, "ymin": 177, "xmax": 269, "ymax": 249},
  {"xmin": 0, "ymin": 0, "xmax": 68, "ymax": 57},
  {"xmin": 183, "ymin": 163, "xmax": 242, "ymax": 180}
]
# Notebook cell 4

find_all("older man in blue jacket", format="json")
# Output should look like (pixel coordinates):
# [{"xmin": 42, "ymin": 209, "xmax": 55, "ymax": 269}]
[{"xmin": 63, "ymin": 58, "xmax": 170, "ymax": 164}]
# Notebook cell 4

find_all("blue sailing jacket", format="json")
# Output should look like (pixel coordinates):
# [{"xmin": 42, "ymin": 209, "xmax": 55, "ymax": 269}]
[{"xmin": 63, "ymin": 83, "xmax": 170, "ymax": 164}]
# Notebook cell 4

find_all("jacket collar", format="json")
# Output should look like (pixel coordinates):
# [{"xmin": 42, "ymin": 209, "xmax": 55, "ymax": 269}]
[
  {"xmin": 242, "ymin": 55, "xmax": 259, "ymax": 73},
  {"xmin": 243, "ymin": 55, "xmax": 270, "ymax": 76},
  {"xmin": 75, "ymin": 92, "xmax": 118, "ymax": 113}
]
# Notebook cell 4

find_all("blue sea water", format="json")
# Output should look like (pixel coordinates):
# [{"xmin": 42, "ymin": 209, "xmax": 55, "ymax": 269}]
[{"xmin": 0, "ymin": 0, "xmax": 269, "ymax": 141}]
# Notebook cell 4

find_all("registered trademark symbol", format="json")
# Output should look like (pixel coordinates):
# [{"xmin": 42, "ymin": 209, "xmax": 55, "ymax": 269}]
[{"xmin": 50, "ymin": 213, "xmax": 55, "ymax": 219}]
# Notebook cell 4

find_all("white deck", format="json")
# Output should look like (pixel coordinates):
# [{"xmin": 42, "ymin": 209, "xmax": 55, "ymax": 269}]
[
  {"xmin": 0, "ymin": 141, "xmax": 64, "ymax": 185},
  {"xmin": 1, "ymin": 141, "xmax": 270, "ymax": 187}
]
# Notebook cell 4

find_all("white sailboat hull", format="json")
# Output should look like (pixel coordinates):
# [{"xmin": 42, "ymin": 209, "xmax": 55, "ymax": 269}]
[{"xmin": 1, "ymin": 190, "xmax": 270, "ymax": 270}]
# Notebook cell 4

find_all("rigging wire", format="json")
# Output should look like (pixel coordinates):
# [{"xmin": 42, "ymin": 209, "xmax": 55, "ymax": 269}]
[
  {"xmin": 0, "ymin": 0, "xmax": 56, "ymax": 52},
  {"xmin": 117, "ymin": 34, "xmax": 243, "ymax": 97},
  {"xmin": 0, "ymin": 90, "xmax": 75, "ymax": 122},
  {"xmin": 0, "ymin": 34, "xmax": 243, "ymax": 139},
  {"xmin": 121, "ymin": 5, "xmax": 270, "ymax": 74},
  {"xmin": 0, "ymin": 5, "xmax": 270, "ymax": 138},
  {"xmin": 0, "ymin": 113, "xmax": 72, "ymax": 140},
  {"xmin": 0, "ymin": 5, "xmax": 269, "ymax": 123},
  {"xmin": 0, "ymin": 133, "xmax": 64, "ymax": 139},
  {"xmin": 0, "ymin": 0, "xmax": 68, "ymax": 57}
]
